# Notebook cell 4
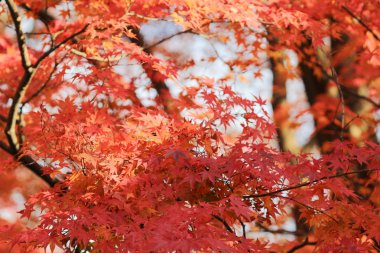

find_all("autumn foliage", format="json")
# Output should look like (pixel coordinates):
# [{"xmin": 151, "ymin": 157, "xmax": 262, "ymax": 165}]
[{"xmin": 0, "ymin": 0, "xmax": 379, "ymax": 252}]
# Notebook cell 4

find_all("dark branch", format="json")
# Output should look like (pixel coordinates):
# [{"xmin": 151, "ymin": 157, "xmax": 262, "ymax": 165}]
[
  {"xmin": 287, "ymin": 237, "xmax": 317, "ymax": 253},
  {"xmin": 0, "ymin": 141, "xmax": 57, "ymax": 186},
  {"xmin": 4, "ymin": 0, "xmax": 87, "ymax": 186},
  {"xmin": 0, "ymin": 140, "xmax": 13, "ymax": 154},
  {"xmin": 339, "ymin": 85, "xmax": 380, "ymax": 108},
  {"xmin": 298, "ymin": 45, "xmax": 380, "ymax": 109},
  {"xmin": 144, "ymin": 29, "xmax": 194, "ymax": 50},
  {"xmin": 279, "ymin": 195, "xmax": 338, "ymax": 223},
  {"xmin": 211, "ymin": 214, "xmax": 234, "ymax": 233},
  {"xmin": 18, "ymin": 155, "xmax": 57, "ymax": 187},
  {"xmin": 342, "ymin": 6, "xmax": 380, "ymax": 42},
  {"xmin": 4, "ymin": 0, "xmax": 32, "ymax": 71},
  {"xmin": 23, "ymin": 56, "xmax": 65, "ymax": 105},
  {"xmin": 0, "ymin": 114, "xmax": 6, "ymax": 122},
  {"xmin": 33, "ymin": 24, "xmax": 89, "ymax": 68},
  {"xmin": 243, "ymin": 168, "xmax": 380, "ymax": 199},
  {"xmin": 238, "ymin": 219, "xmax": 246, "ymax": 239}
]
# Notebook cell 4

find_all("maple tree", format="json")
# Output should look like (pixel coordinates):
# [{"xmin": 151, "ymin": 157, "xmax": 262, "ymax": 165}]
[{"xmin": 0, "ymin": 0, "xmax": 379, "ymax": 252}]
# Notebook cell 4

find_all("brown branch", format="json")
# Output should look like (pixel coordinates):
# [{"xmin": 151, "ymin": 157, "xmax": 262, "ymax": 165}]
[
  {"xmin": 0, "ymin": 141, "xmax": 57, "ymax": 186},
  {"xmin": 238, "ymin": 218, "xmax": 246, "ymax": 239},
  {"xmin": 144, "ymin": 29, "xmax": 194, "ymax": 50},
  {"xmin": 0, "ymin": 140, "xmax": 13, "ymax": 154},
  {"xmin": 0, "ymin": 114, "xmax": 6, "ymax": 122},
  {"xmin": 279, "ymin": 195, "xmax": 339, "ymax": 223},
  {"xmin": 339, "ymin": 85, "xmax": 380, "ymax": 108},
  {"xmin": 4, "ymin": 0, "xmax": 32, "ymax": 71},
  {"xmin": 17, "ymin": 155, "xmax": 57, "ymax": 187},
  {"xmin": 23, "ymin": 56, "xmax": 65, "ymax": 105},
  {"xmin": 211, "ymin": 214, "xmax": 234, "ymax": 233},
  {"xmin": 4, "ymin": 0, "xmax": 87, "ymax": 186},
  {"xmin": 298, "ymin": 44, "xmax": 380, "ymax": 109},
  {"xmin": 243, "ymin": 168, "xmax": 380, "ymax": 199},
  {"xmin": 33, "ymin": 24, "xmax": 89, "ymax": 68},
  {"xmin": 287, "ymin": 237, "xmax": 317, "ymax": 253},
  {"xmin": 129, "ymin": 27, "xmax": 172, "ymax": 113},
  {"xmin": 342, "ymin": 6, "xmax": 380, "ymax": 42},
  {"xmin": 4, "ymin": 0, "xmax": 34, "ymax": 151}
]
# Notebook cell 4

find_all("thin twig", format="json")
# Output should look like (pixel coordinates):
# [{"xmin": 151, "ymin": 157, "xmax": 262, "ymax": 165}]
[
  {"xmin": 33, "ymin": 24, "xmax": 89, "ymax": 68},
  {"xmin": 238, "ymin": 218, "xmax": 246, "ymax": 239},
  {"xmin": 145, "ymin": 29, "xmax": 194, "ymax": 50},
  {"xmin": 299, "ymin": 47, "xmax": 380, "ymax": 108},
  {"xmin": 23, "ymin": 56, "xmax": 65, "ymax": 105},
  {"xmin": 211, "ymin": 214, "xmax": 234, "ymax": 233},
  {"xmin": 243, "ymin": 168, "xmax": 380, "ymax": 199},
  {"xmin": 342, "ymin": 6, "xmax": 380, "ymax": 41},
  {"xmin": 287, "ymin": 237, "xmax": 317, "ymax": 253},
  {"xmin": 278, "ymin": 195, "xmax": 339, "ymax": 223},
  {"xmin": 339, "ymin": 85, "xmax": 380, "ymax": 108}
]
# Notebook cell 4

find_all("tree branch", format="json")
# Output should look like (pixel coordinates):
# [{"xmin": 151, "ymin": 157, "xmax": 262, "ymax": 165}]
[
  {"xmin": 211, "ymin": 214, "xmax": 234, "ymax": 233},
  {"xmin": 5, "ymin": 68, "xmax": 36, "ymax": 152},
  {"xmin": 4, "ymin": 0, "xmax": 32, "ymax": 71},
  {"xmin": 342, "ymin": 6, "xmax": 380, "ymax": 42},
  {"xmin": 287, "ymin": 237, "xmax": 316, "ymax": 253},
  {"xmin": 339, "ymin": 85, "xmax": 380, "ymax": 108},
  {"xmin": 23, "ymin": 56, "xmax": 65, "ymax": 105},
  {"xmin": 17, "ymin": 155, "xmax": 57, "ymax": 187},
  {"xmin": 0, "ymin": 141, "xmax": 57, "ymax": 186},
  {"xmin": 0, "ymin": 114, "xmax": 6, "ymax": 122},
  {"xmin": 144, "ymin": 29, "xmax": 194, "ymax": 50},
  {"xmin": 279, "ymin": 195, "xmax": 338, "ymax": 223},
  {"xmin": 33, "ymin": 24, "xmax": 89, "ymax": 68},
  {"xmin": 243, "ymin": 168, "xmax": 380, "ymax": 199},
  {"xmin": 0, "ymin": 140, "xmax": 13, "ymax": 154},
  {"xmin": 238, "ymin": 219, "xmax": 246, "ymax": 239},
  {"xmin": 3, "ymin": 0, "xmax": 88, "ymax": 186},
  {"xmin": 5, "ymin": 24, "xmax": 88, "ymax": 152}
]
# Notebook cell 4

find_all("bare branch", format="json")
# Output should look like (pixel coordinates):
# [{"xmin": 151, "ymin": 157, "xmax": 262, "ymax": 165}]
[
  {"xmin": 5, "ymin": 70, "xmax": 37, "ymax": 152},
  {"xmin": 339, "ymin": 85, "xmax": 380, "ymax": 108},
  {"xmin": 243, "ymin": 168, "xmax": 380, "ymax": 199},
  {"xmin": 0, "ymin": 114, "xmax": 6, "ymax": 122},
  {"xmin": 0, "ymin": 141, "xmax": 56, "ymax": 186},
  {"xmin": 33, "ymin": 24, "xmax": 89, "ymax": 68},
  {"xmin": 279, "ymin": 195, "xmax": 339, "ymax": 223},
  {"xmin": 298, "ymin": 46, "xmax": 380, "ymax": 109},
  {"xmin": 0, "ymin": 140, "xmax": 13, "ymax": 154},
  {"xmin": 211, "ymin": 214, "xmax": 234, "ymax": 233},
  {"xmin": 4, "ymin": 0, "xmax": 32, "ymax": 71},
  {"xmin": 287, "ymin": 237, "xmax": 316, "ymax": 253},
  {"xmin": 23, "ymin": 56, "xmax": 65, "ymax": 105},
  {"xmin": 238, "ymin": 219, "xmax": 246, "ymax": 239},
  {"xmin": 17, "ymin": 155, "xmax": 58, "ymax": 187},
  {"xmin": 144, "ymin": 29, "xmax": 194, "ymax": 50},
  {"xmin": 5, "ymin": 24, "xmax": 88, "ymax": 152},
  {"xmin": 342, "ymin": 6, "xmax": 380, "ymax": 42},
  {"xmin": 3, "ymin": 0, "xmax": 88, "ymax": 186}
]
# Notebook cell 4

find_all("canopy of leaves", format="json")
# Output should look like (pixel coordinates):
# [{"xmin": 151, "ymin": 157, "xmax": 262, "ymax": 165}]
[{"xmin": 0, "ymin": 0, "xmax": 379, "ymax": 252}]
